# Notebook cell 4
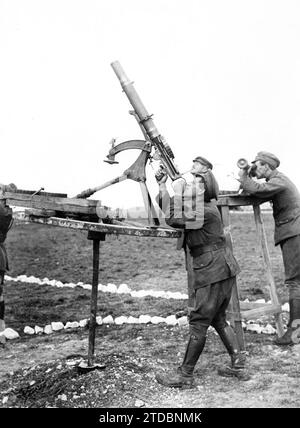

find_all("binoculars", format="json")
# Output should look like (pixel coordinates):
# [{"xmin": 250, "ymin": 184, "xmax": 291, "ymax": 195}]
[{"xmin": 237, "ymin": 158, "xmax": 257, "ymax": 177}]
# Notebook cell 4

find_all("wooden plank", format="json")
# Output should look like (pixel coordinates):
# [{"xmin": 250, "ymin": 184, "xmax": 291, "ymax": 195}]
[
  {"xmin": 9, "ymin": 189, "xmax": 68, "ymax": 197},
  {"xmin": 253, "ymin": 205, "xmax": 284, "ymax": 337},
  {"xmin": 26, "ymin": 215, "xmax": 182, "ymax": 238},
  {"xmin": 220, "ymin": 205, "xmax": 245, "ymax": 350},
  {"xmin": 240, "ymin": 301, "xmax": 272, "ymax": 310},
  {"xmin": 5, "ymin": 192, "xmax": 101, "ymax": 215},
  {"xmin": 241, "ymin": 304, "xmax": 282, "ymax": 320},
  {"xmin": 216, "ymin": 195, "xmax": 260, "ymax": 207}
]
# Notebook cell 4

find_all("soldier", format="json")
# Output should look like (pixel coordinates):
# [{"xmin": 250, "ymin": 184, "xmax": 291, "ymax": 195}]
[
  {"xmin": 0, "ymin": 183, "xmax": 16, "ymax": 346},
  {"xmin": 238, "ymin": 151, "xmax": 300, "ymax": 346},
  {"xmin": 155, "ymin": 156, "xmax": 249, "ymax": 388}
]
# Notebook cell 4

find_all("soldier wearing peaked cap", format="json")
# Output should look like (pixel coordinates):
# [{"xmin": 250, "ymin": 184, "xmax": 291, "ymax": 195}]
[
  {"xmin": 153, "ymin": 156, "xmax": 249, "ymax": 388},
  {"xmin": 238, "ymin": 151, "xmax": 300, "ymax": 346}
]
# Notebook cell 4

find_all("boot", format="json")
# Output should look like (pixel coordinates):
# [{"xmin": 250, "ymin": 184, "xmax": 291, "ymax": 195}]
[
  {"xmin": 274, "ymin": 298, "xmax": 300, "ymax": 346},
  {"xmin": 155, "ymin": 334, "xmax": 206, "ymax": 388},
  {"xmin": 215, "ymin": 325, "xmax": 250, "ymax": 380}
]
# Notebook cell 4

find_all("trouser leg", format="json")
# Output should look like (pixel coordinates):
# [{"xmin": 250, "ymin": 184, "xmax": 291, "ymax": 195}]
[
  {"xmin": 155, "ymin": 332, "xmax": 207, "ymax": 388},
  {"xmin": 155, "ymin": 285, "xmax": 213, "ymax": 389},
  {"xmin": 276, "ymin": 236, "xmax": 300, "ymax": 345},
  {"xmin": 274, "ymin": 296, "xmax": 300, "ymax": 346},
  {"xmin": 180, "ymin": 333, "xmax": 207, "ymax": 376},
  {"xmin": 0, "ymin": 273, "xmax": 5, "ymax": 345}
]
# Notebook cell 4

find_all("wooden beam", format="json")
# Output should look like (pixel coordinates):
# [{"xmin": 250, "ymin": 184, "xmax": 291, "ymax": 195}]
[
  {"xmin": 5, "ymin": 192, "xmax": 101, "ymax": 215},
  {"xmin": 26, "ymin": 215, "xmax": 182, "ymax": 238},
  {"xmin": 241, "ymin": 304, "xmax": 282, "ymax": 320}
]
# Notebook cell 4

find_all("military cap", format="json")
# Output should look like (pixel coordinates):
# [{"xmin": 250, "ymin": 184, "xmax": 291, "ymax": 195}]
[
  {"xmin": 193, "ymin": 156, "xmax": 213, "ymax": 170},
  {"xmin": 252, "ymin": 151, "xmax": 280, "ymax": 169}
]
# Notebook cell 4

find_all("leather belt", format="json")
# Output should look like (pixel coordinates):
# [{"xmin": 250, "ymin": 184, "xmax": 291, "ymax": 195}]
[{"xmin": 190, "ymin": 242, "xmax": 226, "ymax": 257}]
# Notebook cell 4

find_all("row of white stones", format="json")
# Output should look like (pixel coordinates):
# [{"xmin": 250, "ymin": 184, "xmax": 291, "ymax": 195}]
[
  {"xmin": 1, "ymin": 315, "xmax": 278, "ymax": 341},
  {"xmin": 4, "ymin": 274, "xmax": 291, "ymax": 312},
  {"xmin": 5, "ymin": 274, "xmax": 188, "ymax": 300},
  {"xmin": 1, "ymin": 314, "xmax": 188, "ymax": 340}
]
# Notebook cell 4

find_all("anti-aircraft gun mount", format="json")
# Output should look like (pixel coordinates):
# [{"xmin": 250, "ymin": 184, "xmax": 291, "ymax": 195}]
[{"xmin": 75, "ymin": 61, "xmax": 182, "ymax": 227}]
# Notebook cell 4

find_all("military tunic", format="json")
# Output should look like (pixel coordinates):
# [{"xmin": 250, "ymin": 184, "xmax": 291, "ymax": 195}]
[
  {"xmin": 239, "ymin": 170, "xmax": 300, "ymax": 298},
  {"xmin": 157, "ymin": 188, "xmax": 240, "ymax": 336}
]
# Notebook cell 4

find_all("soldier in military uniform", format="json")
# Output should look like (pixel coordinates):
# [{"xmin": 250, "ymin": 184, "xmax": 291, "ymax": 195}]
[
  {"xmin": 155, "ymin": 157, "xmax": 248, "ymax": 388},
  {"xmin": 0, "ymin": 183, "xmax": 15, "ymax": 346},
  {"xmin": 238, "ymin": 151, "xmax": 300, "ymax": 346}
]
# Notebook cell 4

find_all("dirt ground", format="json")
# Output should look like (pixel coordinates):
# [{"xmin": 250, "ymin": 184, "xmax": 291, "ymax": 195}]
[{"xmin": 0, "ymin": 212, "xmax": 299, "ymax": 408}]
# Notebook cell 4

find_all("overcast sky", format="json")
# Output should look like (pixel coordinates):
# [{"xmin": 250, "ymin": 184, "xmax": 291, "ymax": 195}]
[{"xmin": 1, "ymin": 0, "xmax": 300, "ymax": 208}]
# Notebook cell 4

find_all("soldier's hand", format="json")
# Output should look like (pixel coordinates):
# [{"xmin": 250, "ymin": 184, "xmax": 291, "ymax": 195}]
[
  {"xmin": 238, "ymin": 168, "xmax": 248, "ymax": 179},
  {"xmin": 155, "ymin": 166, "xmax": 168, "ymax": 184}
]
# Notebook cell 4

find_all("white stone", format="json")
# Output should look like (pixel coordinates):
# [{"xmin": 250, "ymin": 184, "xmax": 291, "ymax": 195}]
[
  {"xmin": 150, "ymin": 316, "xmax": 165, "ymax": 324},
  {"xmin": 44, "ymin": 325, "xmax": 53, "ymax": 335},
  {"xmin": 77, "ymin": 282, "xmax": 84, "ymax": 286},
  {"xmin": 55, "ymin": 281, "xmax": 64, "ymax": 288},
  {"xmin": 256, "ymin": 299, "xmax": 266, "ymax": 304},
  {"xmin": 102, "ymin": 315, "xmax": 114, "ymax": 324},
  {"xmin": 81, "ymin": 284, "xmax": 92, "ymax": 290},
  {"xmin": 139, "ymin": 315, "xmax": 151, "ymax": 324},
  {"xmin": 177, "ymin": 316, "xmax": 188, "ymax": 326},
  {"xmin": 79, "ymin": 319, "xmax": 88, "ymax": 328},
  {"xmin": 51, "ymin": 322, "xmax": 64, "ymax": 331},
  {"xmin": 243, "ymin": 298, "xmax": 250, "ymax": 303},
  {"xmin": 41, "ymin": 277, "xmax": 50, "ymax": 283},
  {"xmin": 96, "ymin": 316, "xmax": 103, "ymax": 325},
  {"xmin": 3, "ymin": 328, "xmax": 20, "ymax": 340},
  {"xmin": 134, "ymin": 399, "xmax": 145, "ymax": 408},
  {"xmin": 165, "ymin": 315, "xmax": 178, "ymax": 326},
  {"xmin": 115, "ymin": 316, "xmax": 128, "ymax": 325},
  {"xmin": 261, "ymin": 324, "xmax": 276, "ymax": 335},
  {"xmin": 64, "ymin": 321, "xmax": 79, "ymax": 329},
  {"xmin": 246, "ymin": 323, "xmax": 262, "ymax": 333},
  {"xmin": 34, "ymin": 325, "xmax": 44, "ymax": 334},
  {"xmin": 17, "ymin": 275, "xmax": 27, "ymax": 281},
  {"xmin": 126, "ymin": 316, "xmax": 140, "ymax": 324},
  {"xmin": 131, "ymin": 290, "xmax": 144, "ymax": 298},
  {"xmin": 24, "ymin": 326, "xmax": 35, "ymax": 335},
  {"xmin": 148, "ymin": 290, "xmax": 162, "ymax": 298},
  {"xmin": 282, "ymin": 302, "xmax": 290, "ymax": 312},
  {"xmin": 58, "ymin": 394, "xmax": 67, "ymax": 401},
  {"xmin": 106, "ymin": 283, "xmax": 117, "ymax": 293},
  {"xmin": 117, "ymin": 283, "xmax": 131, "ymax": 294},
  {"xmin": 65, "ymin": 283, "xmax": 76, "ymax": 288},
  {"xmin": 130, "ymin": 291, "xmax": 140, "ymax": 298},
  {"xmin": 172, "ymin": 292, "xmax": 188, "ymax": 300},
  {"xmin": 98, "ymin": 284, "xmax": 106, "ymax": 291}
]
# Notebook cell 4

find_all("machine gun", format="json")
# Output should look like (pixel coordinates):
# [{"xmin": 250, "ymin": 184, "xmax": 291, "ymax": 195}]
[{"xmin": 75, "ymin": 62, "xmax": 183, "ymax": 228}]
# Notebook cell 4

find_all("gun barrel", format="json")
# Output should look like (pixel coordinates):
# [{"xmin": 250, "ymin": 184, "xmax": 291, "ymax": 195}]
[
  {"xmin": 111, "ymin": 61, "xmax": 159, "ymax": 140},
  {"xmin": 111, "ymin": 61, "xmax": 180, "ymax": 180}
]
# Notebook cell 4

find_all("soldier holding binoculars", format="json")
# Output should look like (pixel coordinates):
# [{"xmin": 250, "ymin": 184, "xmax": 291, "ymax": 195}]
[{"xmin": 238, "ymin": 151, "xmax": 300, "ymax": 346}]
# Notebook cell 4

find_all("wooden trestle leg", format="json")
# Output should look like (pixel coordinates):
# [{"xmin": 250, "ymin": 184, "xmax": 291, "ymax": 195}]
[
  {"xmin": 219, "ymin": 205, "xmax": 245, "ymax": 351},
  {"xmin": 87, "ymin": 231, "xmax": 106, "ymax": 367}
]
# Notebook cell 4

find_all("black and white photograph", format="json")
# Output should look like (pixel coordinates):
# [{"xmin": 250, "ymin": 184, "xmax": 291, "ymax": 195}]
[{"xmin": 0, "ymin": 0, "xmax": 300, "ymax": 413}]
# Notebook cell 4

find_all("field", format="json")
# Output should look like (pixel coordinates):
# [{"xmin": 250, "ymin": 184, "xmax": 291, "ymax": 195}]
[{"xmin": 0, "ymin": 211, "xmax": 300, "ymax": 408}]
